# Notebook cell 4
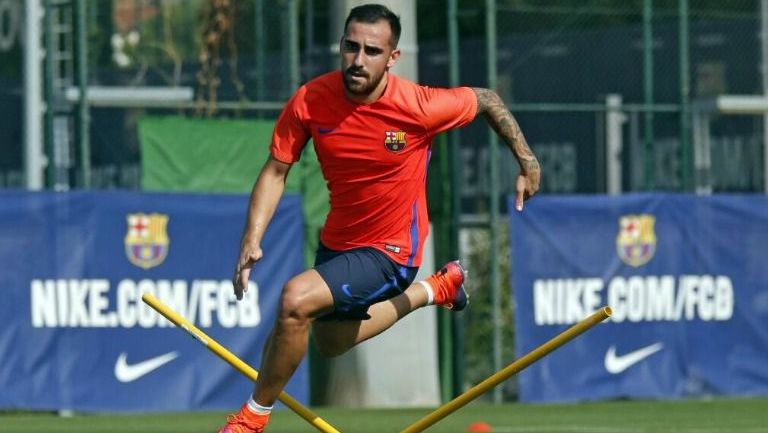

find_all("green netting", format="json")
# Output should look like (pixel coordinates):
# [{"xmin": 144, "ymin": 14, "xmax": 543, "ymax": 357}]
[
  {"xmin": 139, "ymin": 116, "xmax": 294, "ymax": 192},
  {"xmin": 138, "ymin": 115, "xmax": 328, "ymax": 266}
]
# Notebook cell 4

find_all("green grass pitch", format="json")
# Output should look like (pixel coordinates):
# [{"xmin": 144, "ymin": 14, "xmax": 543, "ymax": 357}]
[{"xmin": 3, "ymin": 398, "xmax": 766, "ymax": 433}]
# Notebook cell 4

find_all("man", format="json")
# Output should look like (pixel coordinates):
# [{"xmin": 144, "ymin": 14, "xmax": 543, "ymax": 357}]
[{"xmin": 218, "ymin": 4, "xmax": 540, "ymax": 433}]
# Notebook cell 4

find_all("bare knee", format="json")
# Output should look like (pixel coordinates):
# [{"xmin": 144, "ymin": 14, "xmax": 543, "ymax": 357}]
[
  {"xmin": 278, "ymin": 281, "xmax": 313, "ymax": 324},
  {"xmin": 277, "ymin": 276, "xmax": 333, "ymax": 326}
]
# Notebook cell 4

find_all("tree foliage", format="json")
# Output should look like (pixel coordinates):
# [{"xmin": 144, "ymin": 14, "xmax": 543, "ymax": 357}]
[{"xmin": 462, "ymin": 223, "xmax": 517, "ymax": 398}]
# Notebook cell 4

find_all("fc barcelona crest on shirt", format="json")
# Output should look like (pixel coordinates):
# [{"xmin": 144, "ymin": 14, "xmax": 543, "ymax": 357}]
[
  {"xmin": 384, "ymin": 130, "xmax": 407, "ymax": 152},
  {"xmin": 616, "ymin": 214, "xmax": 656, "ymax": 267},
  {"xmin": 124, "ymin": 213, "xmax": 169, "ymax": 269}
]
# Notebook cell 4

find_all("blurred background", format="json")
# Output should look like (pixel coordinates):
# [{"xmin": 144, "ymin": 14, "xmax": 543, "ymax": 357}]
[
  {"xmin": 1, "ymin": 0, "xmax": 767, "ymax": 421},
  {"xmin": 3, "ymin": 0, "xmax": 764, "ymax": 193}
]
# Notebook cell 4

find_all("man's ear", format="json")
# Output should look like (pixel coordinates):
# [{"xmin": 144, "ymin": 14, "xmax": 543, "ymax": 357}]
[{"xmin": 386, "ymin": 48, "xmax": 401, "ymax": 69}]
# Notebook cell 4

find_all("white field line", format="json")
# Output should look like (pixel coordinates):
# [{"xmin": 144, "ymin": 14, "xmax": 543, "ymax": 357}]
[
  {"xmin": 490, "ymin": 426, "xmax": 767, "ymax": 433},
  {"xmin": 491, "ymin": 426, "xmax": 642, "ymax": 433}
]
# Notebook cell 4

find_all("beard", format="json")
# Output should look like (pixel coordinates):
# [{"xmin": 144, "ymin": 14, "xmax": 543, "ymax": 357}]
[{"xmin": 343, "ymin": 66, "xmax": 385, "ymax": 96}]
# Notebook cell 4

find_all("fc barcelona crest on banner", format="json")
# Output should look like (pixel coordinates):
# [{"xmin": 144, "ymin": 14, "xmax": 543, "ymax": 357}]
[
  {"xmin": 124, "ymin": 213, "xmax": 169, "ymax": 269},
  {"xmin": 384, "ymin": 130, "xmax": 407, "ymax": 152},
  {"xmin": 616, "ymin": 214, "xmax": 656, "ymax": 267}
]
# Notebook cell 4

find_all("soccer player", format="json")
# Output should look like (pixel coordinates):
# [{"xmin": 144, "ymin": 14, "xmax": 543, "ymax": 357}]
[{"xmin": 218, "ymin": 4, "xmax": 540, "ymax": 433}]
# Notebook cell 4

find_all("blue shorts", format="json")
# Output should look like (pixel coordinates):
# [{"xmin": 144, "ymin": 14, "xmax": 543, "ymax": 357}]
[{"xmin": 314, "ymin": 244, "xmax": 419, "ymax": 321}]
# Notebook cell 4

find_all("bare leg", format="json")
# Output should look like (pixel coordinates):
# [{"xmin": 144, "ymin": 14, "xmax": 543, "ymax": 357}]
[
  {"xmin": 251, "ymin": 269, "xmax": 334, "ymax": 405},
  {"xmin": 312, "ymin": 281, "xmax": 429, "ymax": 357}
]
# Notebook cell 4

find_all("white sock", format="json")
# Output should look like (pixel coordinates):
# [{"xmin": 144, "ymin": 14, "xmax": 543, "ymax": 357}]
[
  {"xmin": 246, "ymin": 396, "xmax": 273, "ymax": 415},
  {"xmin": 419, "ymin": 280, "xmax": 435, "ymax": 305}
]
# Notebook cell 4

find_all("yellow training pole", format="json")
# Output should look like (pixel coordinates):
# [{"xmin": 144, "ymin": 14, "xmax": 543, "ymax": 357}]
[
  {"xmin": 399, "ymin": 306, "xmax": 612, "ymax": 433},
  {"xmin": 141, "ymin": 292, "xmax": 341, "ymax": 433}
]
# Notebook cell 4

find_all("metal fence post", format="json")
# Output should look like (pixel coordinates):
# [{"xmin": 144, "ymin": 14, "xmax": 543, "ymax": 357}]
[
  {"xmin": 679, "ymin": 0, "xmax": 691, "ymax": 191},
  {"xmin": 761, "ymin": 0, "xmax": 768, "ymax": 192},
  {"xmin": 255, "ymin": 0, "xmax": 265, "ymax": 102},
  {"xmin": 485, "ymin": 0, "xmax": 502, "ymax": 405},
  {"xmin": 286, "ymin": 0, "xmax": 300, "ymax": 95},
  {"xmin": 643, "ymin": 0, "xmax": 655, "ymax": 190},
  {"xmin": 606, "ymin": 94, "xmax": 626, "ymax": 195},
  {"xmin": 44, "ymin": 0, "xmax": 55, "ymax": 188},
  {"xmin": 447, "ymin": 0, "xmax": 465, "ymax": 400},
  {"xmin": 24, "ymin": 0, "xmax": 44, "ymax": 190},
  {"xmin": 75, "ymin": 0, "xmax": 90, "ymax": 188}
]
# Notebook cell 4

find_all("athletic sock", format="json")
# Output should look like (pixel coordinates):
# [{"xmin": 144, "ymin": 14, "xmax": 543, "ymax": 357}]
[
  {"xmin": 235, "ymin": 396, "xmax": 272, "ymax": 427},
  {"xmin": 246, "ymin": 396, "xmax": 273, "ymax": 415},
  {"xmin": 418, "ymin": 280, "xmax": 435, "ymax": 305}
]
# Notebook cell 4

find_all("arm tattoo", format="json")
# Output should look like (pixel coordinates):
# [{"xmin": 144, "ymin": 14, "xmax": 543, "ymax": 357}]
[{"xmin": 472, "ymin": 87, "xmax": 539, "ymax": 172}]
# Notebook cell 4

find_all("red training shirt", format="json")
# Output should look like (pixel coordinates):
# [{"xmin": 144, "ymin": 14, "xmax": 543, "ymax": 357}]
[{"xmin": 270, "ymin": 71, "xmax": 477, "ymax": 267}]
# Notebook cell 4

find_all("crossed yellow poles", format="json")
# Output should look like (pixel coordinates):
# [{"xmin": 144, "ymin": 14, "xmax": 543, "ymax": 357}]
[{"xmin": 142, "ymin": 292, "xmax": 611, "ymax": 433}]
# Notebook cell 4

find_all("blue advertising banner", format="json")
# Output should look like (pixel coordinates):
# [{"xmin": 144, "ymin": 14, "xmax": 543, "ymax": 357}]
[
  {"xmin": 0, "ymin": 190, "xmax": 305, "ymax": 412},
  {"xmin": 510, "ymin": 193, "xmax": 768, "ymax": 402}
]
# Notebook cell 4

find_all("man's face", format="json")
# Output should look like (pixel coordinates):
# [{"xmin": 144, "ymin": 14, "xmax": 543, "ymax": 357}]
[{"xmin": 340, "ymin": 19, "xmax": 399, "ymax": 97}]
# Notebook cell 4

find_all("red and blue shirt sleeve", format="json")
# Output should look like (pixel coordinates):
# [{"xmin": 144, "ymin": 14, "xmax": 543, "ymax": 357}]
[
  {"xmin": 417, "ymin": 86, "xmax": 478, "ymax": 136},
  {"xmin": 270, "ymin": 86, "xmax": 311, "ymax": 163}
]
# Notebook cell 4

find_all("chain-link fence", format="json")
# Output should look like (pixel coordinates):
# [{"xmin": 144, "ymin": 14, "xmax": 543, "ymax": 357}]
[
  {"xmin": 0, "ymin": 0, "xmax": 336, "ymax": 189},
  {"xmin": 1, "ymin": 1, "xmax": 763, "ymax": 191},
  {"xmin": 416, "ymin": 0, "xmax": 764, "ymax": 401},
  {"xmin": 0, "ymin": 0, "xmax": 23, "ymax": 186},
  {"xmin": 420, "ymin": 0, "xmax": 762, "ymax": 200}
]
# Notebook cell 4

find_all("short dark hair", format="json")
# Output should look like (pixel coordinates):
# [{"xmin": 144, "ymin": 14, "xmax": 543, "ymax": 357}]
[{"xmin": 344, "ymin": 4, "xmax": 401, "ymax": 48}]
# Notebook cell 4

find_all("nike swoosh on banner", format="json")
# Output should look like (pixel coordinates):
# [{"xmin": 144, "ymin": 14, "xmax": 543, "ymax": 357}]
[
  {"xmin": 604, "ymin": 342, "xmax": 663, "ymax": 374},
  {"xmin": 114, "ymin": 351, "xmax": 179, "ymax": 383}
]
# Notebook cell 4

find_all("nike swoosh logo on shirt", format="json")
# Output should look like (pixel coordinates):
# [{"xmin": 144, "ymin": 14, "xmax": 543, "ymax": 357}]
[
  {"xmin": 318, "ymin": 127, "xmax": 335, "ymax": 134},
  {"xmin": 114, "ymin": 351, "xmax": 179, "ymax": 383},
  {"xmin": 604, "ymin": 343, "xmax": 663, "ymax": 374}
]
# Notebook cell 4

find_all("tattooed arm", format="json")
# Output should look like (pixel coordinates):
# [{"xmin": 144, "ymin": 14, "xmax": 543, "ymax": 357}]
[{"xmin": 473, "ymin": 87, "xmax": 541, "ymax": 211}]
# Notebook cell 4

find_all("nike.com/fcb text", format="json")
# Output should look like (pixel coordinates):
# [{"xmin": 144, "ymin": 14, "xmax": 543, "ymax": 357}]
[
  {"xmin": 29, "ymin": 279, "xmax": 261, "ymax": 328},
  {"xmin": 533, "ymin": 274, "xmax": 734, "ymax": 325}
]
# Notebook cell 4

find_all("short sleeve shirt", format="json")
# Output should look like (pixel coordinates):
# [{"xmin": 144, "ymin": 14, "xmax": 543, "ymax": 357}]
[{"xmin": 271, "ymin": 71, "xmax": 477, "ymax": 267}]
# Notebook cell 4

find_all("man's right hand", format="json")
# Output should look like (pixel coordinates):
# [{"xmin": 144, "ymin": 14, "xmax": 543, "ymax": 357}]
[{"xmin": 233, "ymin": 244, "xmax": 263, "ymax": 300}]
